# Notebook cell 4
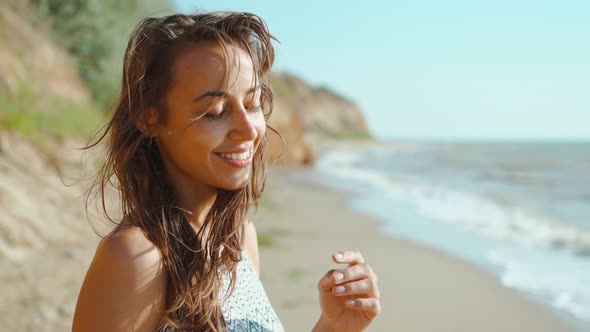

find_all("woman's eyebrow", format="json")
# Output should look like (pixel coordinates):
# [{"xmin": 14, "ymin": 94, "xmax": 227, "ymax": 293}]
[{"xmin": 193, "ymin": 84, "xmax": 261, "ymax": 102}]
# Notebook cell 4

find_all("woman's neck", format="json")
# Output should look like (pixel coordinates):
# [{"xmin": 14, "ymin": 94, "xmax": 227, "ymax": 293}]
[
  {"xmin": 174, "ymin": 180, "xmax": 218, "ymax": 233},
  {"xmin": 159, "ymin": 160, "xmax": 219, "ymax": 233}
]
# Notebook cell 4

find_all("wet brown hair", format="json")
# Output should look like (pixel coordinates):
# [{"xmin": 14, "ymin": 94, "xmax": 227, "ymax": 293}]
[{"xmin": 84, "ymin": 11, "xmax": 278, "ymax": 331}]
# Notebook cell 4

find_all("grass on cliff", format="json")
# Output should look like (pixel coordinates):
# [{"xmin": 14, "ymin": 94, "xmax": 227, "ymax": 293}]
[{"xmin": 0, "ymin": 85, "xmax": 103, "ymax": 139}]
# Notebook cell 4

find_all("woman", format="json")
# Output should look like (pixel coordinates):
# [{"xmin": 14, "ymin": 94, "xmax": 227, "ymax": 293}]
[{"xmin": 72, "ymin": 10, "xmax": 380, "ymax": 332}]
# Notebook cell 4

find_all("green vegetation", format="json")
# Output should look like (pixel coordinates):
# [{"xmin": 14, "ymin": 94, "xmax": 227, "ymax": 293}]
[
  {"xmin": 287, "ymin": 268, "xmax": 307, "ymax": 281},
  {"xmin": 0, "ymin": 84, "xmax": 102, "ymax": 139},
  {"xmin": 0, "ymin": 0, "xmax": 169, "ymax": 139},
  {"xmin": 256, "ymin": 227, "xmax": 294, "ymax": 248},
  {"xmin": 257, "ymin": 231, "xmax": 276, "ymax": 247},
  {"xmin": 17, "ymin": 0, "xmax": 171, "ymax": 109}
]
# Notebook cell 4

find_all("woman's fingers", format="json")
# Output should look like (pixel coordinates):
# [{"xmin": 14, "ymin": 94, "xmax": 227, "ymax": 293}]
[
  {"xmin": 326, "ymin": 251, "xmax": 379, "ymax": 296},
  {"xmin": 322, "ymin": 250, "xmax": 366, "ymax": 291},
  {"xmin": 345, "ymin": 297, "xmax": 381, "ymax": 315},
  {"xmin": 319, "ymin": 250, "xmax": 381, "ymax": 316},
  {"xmin": 317, "ymin": 269, "xmax": 338, "ymax": 292},
  {"xmin": 332, "ymin": 250, "xmax": 365, "ymax": 265},
  {"xmin": 331, "ymin": 263, "xmax": 377, "ymax": 285},
  {"xmin": 332, "ymin": 277, "xmax": 380, "ymax": 298}
]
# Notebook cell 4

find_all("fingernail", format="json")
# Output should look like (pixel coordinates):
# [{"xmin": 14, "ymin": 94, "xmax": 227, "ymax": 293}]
[
  {"xmin": 335, "ymin": 286, "xmax": 346, "ymax": 293},
  {"xmin": 346, "ymin": 299, "xmax": 355, "ymax": 306},
  {"xmin": 333, "ymin": 272, "xmax": 344, "ymax": 281},
  {"xmin": 335, "ymin": 253, "xmax": 344, "ymax": 260}
]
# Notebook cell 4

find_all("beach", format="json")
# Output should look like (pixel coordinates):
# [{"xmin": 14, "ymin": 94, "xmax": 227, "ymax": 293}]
[
  {"xmin": 0, "ymin": 160, "xmax": 582, "ymax": 331},
  {"xmin": 256, "ymin": 167, "xmax": 580, "ymax": 332}
]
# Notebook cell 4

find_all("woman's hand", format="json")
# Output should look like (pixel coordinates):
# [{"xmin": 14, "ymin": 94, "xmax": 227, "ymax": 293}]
[{"xmin": 314, "ymin": 250, "xmax": 381, "ymax": 332}]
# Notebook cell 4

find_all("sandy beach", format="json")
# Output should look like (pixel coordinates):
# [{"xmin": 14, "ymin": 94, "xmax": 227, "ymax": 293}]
[
  {"xmin": 256, "ymin": 167, "xmax": 580, "ymax": 332},
  {"xmin": 0, "ymin": 161, "xmax": 582, "ymax": 331}
]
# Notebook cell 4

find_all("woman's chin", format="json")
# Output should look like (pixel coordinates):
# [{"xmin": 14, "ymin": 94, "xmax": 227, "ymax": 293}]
[{"xmin": 217, "ymin": 176, "xmax": 250, "ymax": 191}]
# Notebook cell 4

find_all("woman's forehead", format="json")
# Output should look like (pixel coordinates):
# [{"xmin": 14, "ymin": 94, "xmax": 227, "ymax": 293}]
[{"xmin": 171, "ymin": 43, "xmax": 256, "ymax": 92}]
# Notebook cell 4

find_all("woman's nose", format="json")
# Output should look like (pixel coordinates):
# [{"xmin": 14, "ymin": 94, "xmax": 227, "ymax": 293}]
[{"xmin": 228, "ymin": 106, "xmax": 258, "ymax": 141}]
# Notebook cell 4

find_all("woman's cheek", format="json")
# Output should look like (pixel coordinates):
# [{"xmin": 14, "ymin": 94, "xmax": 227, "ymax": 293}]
[{"xmin": 255, "ymin": 115, "xmax": 267, "ymax": 136}]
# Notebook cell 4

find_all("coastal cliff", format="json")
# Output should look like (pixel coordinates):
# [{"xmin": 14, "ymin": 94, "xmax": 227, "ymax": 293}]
[{"xmin": 268, "ymin": 72, "xmax": 371, "ymax": 165}]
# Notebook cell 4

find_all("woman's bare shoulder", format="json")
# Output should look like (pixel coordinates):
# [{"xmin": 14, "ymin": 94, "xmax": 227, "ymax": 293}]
[
  {"xmin": 243, "ymin": 218, "xmax": 260, "ymax": 277},
  {"xmin": 101, "ymin": 226, "xmax": 165, "ymax": 267},
  {"xmin": 73, "ymin": 226, "xmax": 168, "ymax": 332}
]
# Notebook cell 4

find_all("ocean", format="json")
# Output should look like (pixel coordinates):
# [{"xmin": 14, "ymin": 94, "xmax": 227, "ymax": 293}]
[{"xmin": 314, "ymin": 141, "xmax": 590, "ymax": 331}]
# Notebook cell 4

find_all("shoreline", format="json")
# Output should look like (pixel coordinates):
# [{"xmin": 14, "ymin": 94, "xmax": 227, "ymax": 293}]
[{"xmin": 255, "ymin": 167, "xmax": 582, "ymax": 331}]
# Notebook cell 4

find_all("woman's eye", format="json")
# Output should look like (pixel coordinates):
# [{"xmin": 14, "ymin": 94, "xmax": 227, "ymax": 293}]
[
  {"xmin": 204, "ymin": 108, "xmax": 227, "ymax": 120},
  {"xmin": 203, "ymin": 105, "xmax": 261, "ymax": 120}
]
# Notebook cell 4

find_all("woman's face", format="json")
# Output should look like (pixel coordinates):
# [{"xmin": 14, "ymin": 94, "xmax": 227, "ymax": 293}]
[{"xmin": 154, "ymin": 42, "xmax": 266, "ymax": 193}]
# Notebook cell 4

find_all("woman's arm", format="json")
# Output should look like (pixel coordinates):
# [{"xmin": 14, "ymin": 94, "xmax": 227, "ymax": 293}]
[{"xmin": 72, "ymin": 227, "xmax": 168, "ymax": 332}]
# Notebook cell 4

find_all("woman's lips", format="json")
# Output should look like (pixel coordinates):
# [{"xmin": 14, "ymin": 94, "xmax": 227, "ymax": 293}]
[{"xmin": 213, "ymin": 149, "xmax": 253, "ymax": 168}]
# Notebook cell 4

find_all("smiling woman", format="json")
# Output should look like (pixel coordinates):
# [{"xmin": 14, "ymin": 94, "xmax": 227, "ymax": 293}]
[
  {"xmin": 152, "ymin": 43, "xmax": 266, "ymax": 193},
  {"xmin": 72, "ymin": 10, "xmax": 380, "ymax": 332}
]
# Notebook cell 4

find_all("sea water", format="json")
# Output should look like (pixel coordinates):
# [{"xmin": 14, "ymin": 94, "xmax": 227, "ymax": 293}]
[{"xmin": 314, "ymin": 142, "xmax": 590, "ymax": 331}]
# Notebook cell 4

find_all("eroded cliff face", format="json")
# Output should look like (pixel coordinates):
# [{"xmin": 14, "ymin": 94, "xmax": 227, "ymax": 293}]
[
  {"xmin": 0, "ymin": 5, "xmax": 91, "ymax": 104},
  {"xmin": 0, "ymin": 131, "xmax": 106, "ymax": 331},
  {"xmin": 267, "ymin": 72, "xmax": 372, "ymax": 166}
]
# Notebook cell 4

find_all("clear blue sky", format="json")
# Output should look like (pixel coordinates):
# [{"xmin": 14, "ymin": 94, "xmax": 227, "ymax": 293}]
[{"xmin": 171, "ymin": 0, "xmax": 589, "ymax": 141}]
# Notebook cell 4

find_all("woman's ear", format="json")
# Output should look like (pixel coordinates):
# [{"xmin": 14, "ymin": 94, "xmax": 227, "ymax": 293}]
[{"xmin": 135, "ymin": 107, "xmax": 160, "ymax": 137}]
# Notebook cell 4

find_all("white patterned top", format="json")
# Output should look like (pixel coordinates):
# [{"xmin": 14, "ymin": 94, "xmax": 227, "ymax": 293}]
[{"xmin": 160, "ymin": 252, "xmax": 285, "ymax": 332}]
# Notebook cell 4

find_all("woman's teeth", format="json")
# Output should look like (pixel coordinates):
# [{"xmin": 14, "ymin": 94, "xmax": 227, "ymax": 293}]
[{"xmin": 219, "ymin": 150, "xmax": 251, "ymax": 160}]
